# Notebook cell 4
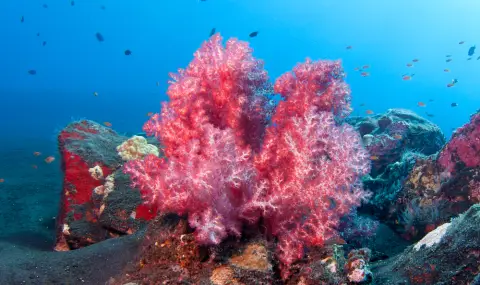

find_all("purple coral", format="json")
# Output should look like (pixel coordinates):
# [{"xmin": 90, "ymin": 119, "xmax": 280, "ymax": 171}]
[{"xmin": 438, "ymin": 112, "xmax": 480, "ymax": 172}]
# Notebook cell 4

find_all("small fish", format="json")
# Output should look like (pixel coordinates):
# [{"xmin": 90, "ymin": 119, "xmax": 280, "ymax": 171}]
[
  {"xmin": 362, "ymin": 65, "xmax": 369, "ymax": 69},
  {"xmin": 366, "ymin": 110, "xmax": 374, "ymax": 115},
  {"xmin": 95, "ymin": 32, "xmax": 104, "ymax": 42},
  {"xmin": 467, "ymin": 57, "xmax": 472, "ymax": 61},
  {"xmin": 354, "ymin": 67, "xmax": 360, "ymax": 71},
  {"xmin": 446, "ymin": 54, "xmax": 452, "ymax": 57},
  {"xmin": 393, "ymin": 134, "xmax": 403, "ymax": 140},
  {"xmin": 402, "ymin": 75, "xmax": 412, "ymax": 80},
  {"xmin": 32, "ymin": 165, "xmax": 38, "ymax": 169},
  {"xmin": 346, "ymin": 45, "xmax": 353, "ymax": 50},
  {"xmin": 124, "ymin": 49, "xmax": 132, "ymax": 55},
  {"xmin": 0, "ymin": 178, "xmax": 4, "ymax": 183},
  {"xmin": 360, "ymin": 72, "xmax": 369, "ymax": 77},
  {"xmin": 429, "ymin": 99, "xmax": 434, "ymax": 102},
  {"xmin": 478, "ymin": 56, "xmax": 480, "ymax": 60},
  {"xmin": 209, "ymin": 28, "xmax": 216, "ymax": 37},
  {"xmin": 93, "ymin": 92, "xmax": 98, "ymax": 96},
  {"xmin": 42, "ymin": 41, "xmax": 47, "ymax": 46},
  {"xmin": 459, "ymin": 41, "xmax": 465, "ymax": 44},
  {"xmin": 406, "ymin": 63, "xmax": 413, "ymax": 67},
  {"xmin": 412, "ymin": 59, "xmax": 419, "ymax": 62},
  {"xmin": 444, "ymin": 68, "xmax": 450, "ymax": 72},
  {"xmin": 446, "ymin": 59, "xmax": 452, "ymax": 62},
  {"xmin": 103, "ymin": 122, "xmax": 112, "ymax": 127},
  {"xmin": 425, "ymin": 112, "xmax": 434, "ymax": 117},
  {"xmin": 418, "ymin": 102, "xmax": 426, "ymax": 107},
  {"xmin": 100, "ymin": 5, "xmax": 106, "ymax": 10},
  {"xmin": 249, "ymin": 31, "xmax": 259, "ymax": 38},
  {"xmin": 451, "ymin": 102, "xmax": 458, "ymax": 107},
  {"xmin": 359, "ymin": 103, "xmax": 365, "ymax": 106},
  {"xmin": 447, "ymin": 83, "xmax": 454, "ymax": 88},
  {"xmin": 28, "ymin": 70, "xmax": 37, "ymax": 75},
  {"xmin": 42, "ymin": 4, "xmax": 48, "ymax": 8},
  {"xmin": 452, "ymin": 78, "xmax": 458, "ymax": 84},
  {"xmin": 45, "ymin": 156, "xmax": 55, "ymax": 163},
  {"xmin": 21, "ymin": 16, "xmax": 24, "ymax": 23},
  {"xmin": 37, "ymin": 33, "xmax": 40, "ymax": 36},
  {"xmin": 468, "ymin": 45, "xmax": 476, "ymax": 56},
  {"xmin": 33, "ymin": 152, "xmax": 41, "ymax": 156},
  {"xmin": 370, "ymin": 155, "xmax": 379, "ymax": 161},
  {"xmin": 147, "ymin": 112, "xmax": 154, "ymax": 117},
  {"xmin": 156, "ymin": 82, "xmax": 160, "ymax": 86},
  {"xmin": 324, "ymin": 236, "xmax": 346, "ymax": 246},
  {"xmin": 71, "ymin": 1, "xmax": 75, "ymax": 6}
]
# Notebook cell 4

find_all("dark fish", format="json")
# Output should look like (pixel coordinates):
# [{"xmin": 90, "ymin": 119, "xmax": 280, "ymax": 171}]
[
  {"xmin": 36, "ymin": 33, "xmax": 40, "ymax": 36},
  {"xmin": 429, "ymin": 99, "xmax": 434, "ymax": 102},
  {"xmin": 95, "ymin": 32, "xmax": 104, "ymax": 42},
  {"xmin": 124, "ymin": 49, "xmax": 132, "ymax": 55},
  {"xmin": 468, "ymin": 57, "xmax": 472, "ymax": 60},
  {"xmin": 425, "ymin": 112, "xmax": 434, "ymax": 117},
  {"xmin": 21, "ymin": 16, "xmax": 24, "ymax": 23},
  {"xmin": 478, "ymin": 56, "xmax": 480, "ymax": 60},
  {"xmin": 468, "ymin": 45, "xmax": 475, "ymax": 56},
  {"xmin": 249, "ymin": 31, "xmax": 259, "ymax": 38},
  {"xmin": 446, "ymin": 54, "xmax": 452, "ymax": 57},
  {"xmin": 42, "ymin": 41, "xmax": 46, "ymax": 46},
  {"xmin": 452, "ymin": 78, "xmax": 458, "ymax": 84},
  {"xmin": 71, "ymin": 1, "xmax": 75, "ymax": 6},
  {"xmin": 100, "ymin": 5, "xmax": 106, "ymax": 10},
  {"xmin": 209, "ymin": 28, "xmax": 216, "ymax": 37},
  {"xmin": 451, "ymin": 103, "xmax": 458, "ymax": 107},
  {"xmin": 42, "ymin": 4, "xmax": 48, "ymax": 8},
  {"xmin": 28, "ymin": 70, "xmax": 37, "ymax": 75}
]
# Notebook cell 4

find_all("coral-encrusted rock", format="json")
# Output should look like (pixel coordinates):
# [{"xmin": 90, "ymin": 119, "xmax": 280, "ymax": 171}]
[
  {"xmin": 55, "ymin": 120, "xmax": 157, "ymax": 251},
  {"xmin": 373, "ymin": 204, "xmax": 480, "ymax": 285},
  {"xmin": 349, "ymin": 109, "xmax": 445, "ymax": 227},
  {"xmin": 438, "ymin": 111, "xmax": 480, "ymax": 173},
  {"xmin": 348, "ymin": 108, "xmax": 445, "ymax": 176},
  {"xmin": 114, "ymin": 214, "xmax": 369, "ymax": 284},
  {"xmin": 345, "ymin": 248, "xmax": 373, "ymax": 283},
  {"xmin": 386, "ymin": 112, "xmax": 480, "ymax": 240},
  {"xmin": 115, "ymin": 214, "xmax": 276, "ymax": 284},
  {"xmin": 391, "ymin": 157, "xmax": 480, "ymax": 241}
]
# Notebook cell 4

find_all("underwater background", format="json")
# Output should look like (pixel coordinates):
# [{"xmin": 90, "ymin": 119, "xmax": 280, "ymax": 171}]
[{"xmin": 0, "ymin": 0, "xmax": 480, "ymax": 284}]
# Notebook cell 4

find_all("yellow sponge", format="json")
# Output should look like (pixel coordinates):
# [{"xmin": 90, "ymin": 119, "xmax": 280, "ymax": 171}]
[{"xmin": 117, "ymin": 135, "xmax": 159, "ymax": 161}]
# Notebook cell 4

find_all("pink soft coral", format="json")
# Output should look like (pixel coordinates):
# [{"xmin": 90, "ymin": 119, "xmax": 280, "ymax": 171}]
[
  {"xmin": 273, "ymin": 58, "xmax": 352, "ymax": 120},
  {"xmin": 124, "ymin": 35, "xmax": 371, "ymax": 279},
  {"xmin": 248, "ymin": 60, "xmax": 371, "ymax": 277},
  {"xmin": 144, "ymin": 34, "xmax": 273, "ymax": 158},
  {"xmin": 124, "ymin": 124, "xmax": 257, "ymax": 245},
  {"xmin": 438, "ymin": 112, "xmax": 480, "ymax": 172}
]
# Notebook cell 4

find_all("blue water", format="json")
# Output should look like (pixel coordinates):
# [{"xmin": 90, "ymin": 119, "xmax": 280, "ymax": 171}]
[{"xmin": 1, "ymin": 0, "xmax": 479, "ymax": 141}]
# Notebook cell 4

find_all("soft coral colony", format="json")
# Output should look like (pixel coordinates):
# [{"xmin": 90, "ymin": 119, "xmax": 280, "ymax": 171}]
[{"xmin": 123, "ymin": 33, "xmax": 371, "ymax": 278}]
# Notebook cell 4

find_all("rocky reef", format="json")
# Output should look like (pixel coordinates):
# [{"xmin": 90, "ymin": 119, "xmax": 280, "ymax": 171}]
[{"xmin": 42, "ymin": 109, "xmax": 480, "ymax": 284}]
